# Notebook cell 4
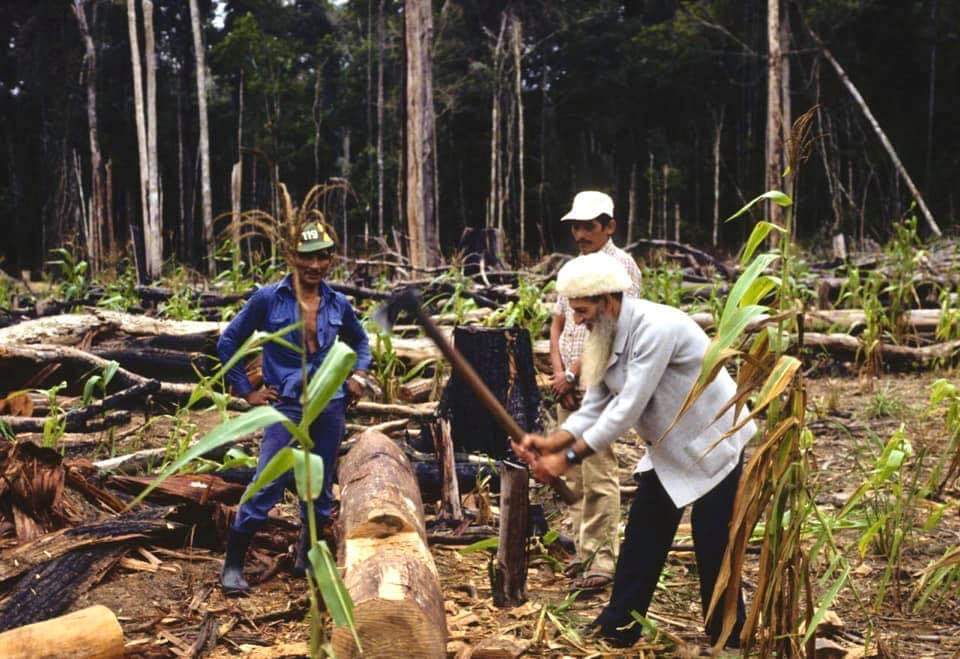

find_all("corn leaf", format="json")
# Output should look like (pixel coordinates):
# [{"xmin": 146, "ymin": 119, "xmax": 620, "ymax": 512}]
[
  {"xmin": 459, "ymin": 537, "xmax": 499, "ymax": 553},
  {"xmin": 302, "ymin": 341, "xmax": 356, "ymax": 430},
  {"xmin": 740, "ymin": 221, "xmax": 787, "ymax": 265},
  {"xmin": 292, "ymin": 448, "xmax": 325, "ymax": 501},
  {"xmin": 127, "ymin": 405, "xmax": 289, "ymax": 509},
  {"xmin": 803, "ymin": 558, "xmax": 850, "ymax": 642},
  {"xmin": 308, "ymin": 541, "xmax": 361, "ymax": 649},
  {"xmin": 240, "ymin": 446, "xmax": 294, "ymax": 504},
  {"xmin": 725, "ymin": 190, "xmax": 793, "ymax": 223}
]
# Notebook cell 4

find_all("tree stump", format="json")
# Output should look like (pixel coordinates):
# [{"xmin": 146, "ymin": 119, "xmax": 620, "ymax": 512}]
[
  {"xmin": 439, "ymin": 326, "xmax": 541, "ymax": 459},
  {"xmin": 491, "ymin": 461, "xmax": 528, "ymax": 608},
  {"xmin": 333, "ymin": 430, "xmax": 446, "ymax": 658}
]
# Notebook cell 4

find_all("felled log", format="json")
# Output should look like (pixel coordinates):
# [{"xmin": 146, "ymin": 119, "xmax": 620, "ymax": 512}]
[
  {"xmin": 0, "ymin": 380, "xmax": 159, "ymax": 435},
  {"xmin": 108, "ymin": 473, "xmax": 247, "ymax": 506},
  {"xmin": 0, "ymin": 605, "xmax": 124, "ymax": 658},
  {"xmin": 688, "ymin": 309, "xmax": 945, "ymax": 334},
  {"xmin": 398, "ymin": 377, "xmax": 437, "ymax": 403},
  {"xmin": 351, "ymin": 400, "xmax": 437, "ymax": 419},
  {"xmin": 333, "ymin": 430, "xmax": 446, "ymax": 658},
  {"xmin": 491, "ymin": 462, "xmax": 528, "ymax": 608},
  {"xmin": 90, "ymin": 345, "xmax": 216, "ymax": 382},
  {"xmin": 802, "ymin": 333, "xmax": 960, "ymax": 367}
]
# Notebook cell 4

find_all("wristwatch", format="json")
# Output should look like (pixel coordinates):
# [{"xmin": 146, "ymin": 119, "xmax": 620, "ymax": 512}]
[
  {"xmin": 563, "ymin": 369, "xmax": 576, "ymax": 384},
  {"xmin": 565, "ymin": 447, "xmax": 582, "ymax": 465}
]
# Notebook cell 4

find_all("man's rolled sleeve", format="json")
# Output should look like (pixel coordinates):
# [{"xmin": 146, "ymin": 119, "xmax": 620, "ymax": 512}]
[{"xmin": 578, "ymin": 327, "xmax": 677, "ymax": 454}]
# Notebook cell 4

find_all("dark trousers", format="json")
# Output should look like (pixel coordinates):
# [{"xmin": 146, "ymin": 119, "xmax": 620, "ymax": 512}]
[
  {"xmin": 232, "ymin": 397, "xmax": 346, "ymax": 535},
  {"xmin": 595, "ymin": 458, "xmax": 746, "ymax": 645}
]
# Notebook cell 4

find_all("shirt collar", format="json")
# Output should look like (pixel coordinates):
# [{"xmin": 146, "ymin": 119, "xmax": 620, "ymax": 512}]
[
  {"xmin": 600, "ymin": 239, "xmax": 617, "ymax": 255},
  {"xmin": 277, "ymin": 274, "xmax": 335, "ymax": 303}
]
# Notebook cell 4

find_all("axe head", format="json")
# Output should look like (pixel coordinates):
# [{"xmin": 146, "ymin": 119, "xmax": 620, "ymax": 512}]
[{"xmin": 372, "ymin": 287, "xmax": 423, "ymax": 333}]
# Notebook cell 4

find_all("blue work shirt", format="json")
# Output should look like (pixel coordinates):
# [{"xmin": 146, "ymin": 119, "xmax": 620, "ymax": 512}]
[{"xmin": 217, "ymin": 275, "xmax": 372, "ymax": 403}]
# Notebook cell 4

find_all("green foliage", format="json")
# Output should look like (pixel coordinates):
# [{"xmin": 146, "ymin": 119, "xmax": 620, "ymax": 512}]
[
  {"xmin": 839, "ymin": 425, "xmax": 925, "ymax": 609},
  {"xmin": 365, "ymin": 326, "xmax": 436, "ymax": 403},
  {"xmin": 486, "ymin": 278, "xmax": 555, "ymax": 339},
  {"xmin": 158, "ymin": 267, "xmax": 203, "ymax": 321},
  {"xmin": 96, "ymin": 262, "xmax": 139, "ymax": 312},
  {"xmin": 0, "ymin": 274, "xmax": 14, "ymax": 311},
  {"xmin": 864, "ymin": 386, "xmax": 906, "ymax": 419},
  {"xmin": 925, "ymin": 379, "xmax": 960, "ymax": 495},
  {"xmin": 638, "ymin": 265, "xmax": 684, "ymax": 307},
  {"xmin": 81, "ymin": 360, "xmax": 118, "ymax": 406},
  {"xmin": 40, "ymin": 381, "xmax": 68, "ymax": 448},
  {"xmin": 46, "ymin": 248, "xmax": 90, "ymax": 306}
]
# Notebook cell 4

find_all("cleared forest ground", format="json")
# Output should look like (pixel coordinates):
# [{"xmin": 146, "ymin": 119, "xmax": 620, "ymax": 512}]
[{"xmin": 41, "ymin": 371, "xmax": 957, "ymax": 657}]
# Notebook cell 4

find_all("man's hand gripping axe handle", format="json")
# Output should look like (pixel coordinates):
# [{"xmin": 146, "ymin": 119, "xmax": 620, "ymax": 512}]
[{"xmin": 374, "ymin": 288, "xmax": 578, "ymax": 505}]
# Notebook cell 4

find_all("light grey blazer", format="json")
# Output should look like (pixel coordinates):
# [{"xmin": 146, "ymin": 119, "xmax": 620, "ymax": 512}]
[{"xmin": 561, "ymin": 298, "xmax": 756, "ymax": 508}]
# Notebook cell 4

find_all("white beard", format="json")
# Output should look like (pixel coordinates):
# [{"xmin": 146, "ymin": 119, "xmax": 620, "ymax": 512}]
[{"xmin": 579, "ymin": 315, "xmax": 617, "ymax": 388}]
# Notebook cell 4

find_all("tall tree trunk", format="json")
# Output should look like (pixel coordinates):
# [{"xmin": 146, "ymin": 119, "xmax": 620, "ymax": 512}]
[
  {"xmin": 809, "ymin": 28, "xmax": 941, "ymax": 237},
  {"xmin": 647, "ymin": 151, "xmax": 654, "ymax": 238},
  {"xmin": 143, "ymin": 0, "xmax": 162, "ymax": 278},
  {"xmin": 233, "ymin": 70, "xmax": 244, "ymax": 272},
  {"xmin": 627, "ymin": 161, "xmax": 637, "ymax": 245},
  {"xmin": 176, "ymin": 81, "xmax": 186, "ymax": 261},
  {"xmin": 377, "ymin": 0, "xmax": 385, "ymax": 238},
  {"xmin": 313, "ymin": 64, "xmax": 323, "ymax": 185},
  {"xmin": 925, "ymin": 0, "xmax": 938, "ymax": 189},
  {"xmin": 765, "ymin": 0, "xmax": 783, "ymax": 229},
  {"xmin": 780, "ymin": 5, "xmax": 794, "ymax": 236},
  {"xmin": 127, "ymin": 0, "xmax": 151, "ymax": 281},
  {"xmin": 72, "ymin": 0, "xmax": 104, "ymax": 272},
  {"xmin": 712, "ymin": 106, "xmax": 724, "ymax": 247},
  {"xmin": 512, "ymin": 14, "xmax": 526, "ymax": 258},
  {"xmin": 189, "ymin": 0, "xmax": 214, "ymax": 275},
  {"xmin": 404, "ymin": 0, "xmax": 440, "ymax": 267}
]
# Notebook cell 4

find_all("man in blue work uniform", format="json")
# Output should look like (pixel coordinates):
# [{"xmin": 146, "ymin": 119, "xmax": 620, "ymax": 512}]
[{"xmin": 217, "ymin": 222, "xmax": 372, "ymax": 594}]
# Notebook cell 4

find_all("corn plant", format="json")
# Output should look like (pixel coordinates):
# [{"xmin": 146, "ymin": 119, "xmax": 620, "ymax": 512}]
[
  {"xmin": 129, "ymin": 341, "xmax": 361, "ymax": 656},
  {"xmin": 40, "ymin": 381, "xmax": 68, "ymax": 448},
  {"xmin": 925, "ymin": 378, "xmax": 960, "ymax": 495},
  {"xmin": 685, "ymin": 109, "xmax": 855, "ymax": 655},
  {"xmin": 46, "ymin": 247, "xmax": 91, "ymax": 307},
  {"xmin": 365, "ymin": 326, "xmax": 436, "ymax": 403},
  {"xmin": 639, "ymin": 264, "xmax": 685, "ymax": 307},
  {"xmin": 486, "ymin": 278, "xmax": 556, "ymax": 339},
  {"xmin": 96, "ymin": 261, "xmax": 139, "ymax": 312},
  {"xmin": 81, "ymin": 360, "xmax": 119, "ymax": 406},
  {"xmin": 839, "ymin": 425, "xmax": 924, "ymax": 610}
]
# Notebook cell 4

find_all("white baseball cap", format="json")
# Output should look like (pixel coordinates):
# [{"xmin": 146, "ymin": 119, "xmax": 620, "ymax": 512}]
[{"xmin": 561, "ymin": 190, "xmax": 614, "ymax": 222}]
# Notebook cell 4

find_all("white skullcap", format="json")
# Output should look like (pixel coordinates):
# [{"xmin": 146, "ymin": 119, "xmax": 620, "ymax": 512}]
[
  {"xmin": 561, "ymin": 190, "xmax": 614, "ymax": 221},
  {"xmin": 556, "ymin": 252, "xmax": 631, "ymax": 299}
]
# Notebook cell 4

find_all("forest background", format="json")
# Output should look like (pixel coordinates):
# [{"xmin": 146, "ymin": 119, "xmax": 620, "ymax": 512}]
[{"xmin": 1, "ymin": 0, "xmax": 958, "ymax": 277}]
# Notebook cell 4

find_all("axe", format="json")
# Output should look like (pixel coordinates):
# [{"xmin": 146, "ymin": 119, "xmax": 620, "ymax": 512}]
[{"xmin": 373, "ymin": 288, "xmax": 578, "ymax": 505}]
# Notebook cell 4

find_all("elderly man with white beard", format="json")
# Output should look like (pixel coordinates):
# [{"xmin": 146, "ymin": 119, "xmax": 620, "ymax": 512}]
[{"xmin": 514, "ymin": 252, "xmax": 756, "ymax": 648}]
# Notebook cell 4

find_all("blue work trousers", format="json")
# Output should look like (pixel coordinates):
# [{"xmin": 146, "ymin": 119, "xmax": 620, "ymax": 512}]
[{"xmin": 232, "ymin": 397, "xmax": 346, "ymax": 534}]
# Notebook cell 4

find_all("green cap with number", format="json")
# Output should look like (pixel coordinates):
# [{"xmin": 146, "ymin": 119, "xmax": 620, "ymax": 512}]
[{"xmin": 297, "ymin": 222, "xmax": 335, "ymax": 253}]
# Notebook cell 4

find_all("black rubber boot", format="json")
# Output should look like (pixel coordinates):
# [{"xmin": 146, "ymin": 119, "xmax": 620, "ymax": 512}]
[
  {"xmin": 292, "ymin": 524, "xmax": 310, "ymax": 578},
  {"xmin": 220, "ymin": 529, "xmax": 252, "ymax": 595}
]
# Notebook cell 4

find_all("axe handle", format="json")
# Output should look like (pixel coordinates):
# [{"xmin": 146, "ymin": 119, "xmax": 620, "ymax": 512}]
[{"xmin": 414, "ymin": 309, "xmax": 579, "ymax": 505}]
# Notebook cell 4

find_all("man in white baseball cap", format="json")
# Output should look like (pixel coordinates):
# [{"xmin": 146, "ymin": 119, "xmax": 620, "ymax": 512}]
[
  {"xmin": 549, "ymin": 190, "xmax": 641, "ymax": 593},
  {"xmin": 520, "ymin": 252, "xmax": 754, "ymax": 649}
]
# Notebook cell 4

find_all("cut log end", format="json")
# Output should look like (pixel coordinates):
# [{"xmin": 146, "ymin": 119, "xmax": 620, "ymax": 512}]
[{"xmin": 0, "ymin": 604, "xmax": 124, "ymax": 659}]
